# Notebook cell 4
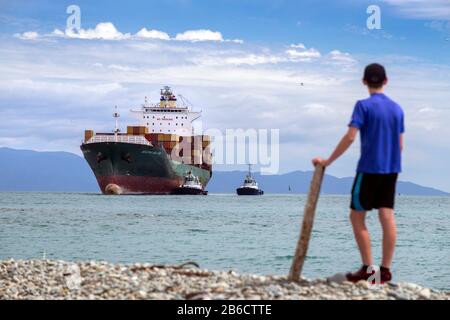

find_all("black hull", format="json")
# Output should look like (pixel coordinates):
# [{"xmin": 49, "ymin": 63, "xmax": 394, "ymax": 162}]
[
  {"xmin": 172, "ymin": 187, "xmax": 208, "ymax": 195},
  {"xmin": 236, "ymin": 187, "xmax": 264, "ymax": 196}
]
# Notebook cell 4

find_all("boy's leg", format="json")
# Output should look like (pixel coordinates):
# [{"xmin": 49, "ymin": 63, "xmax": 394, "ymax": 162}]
[
  {"xmin": 378, "ymin": 207, "xmax": 397, "ymax": 268},
  {"xmin": 350, "ymin": 210, "xmax": 373, "ymax": 266}
]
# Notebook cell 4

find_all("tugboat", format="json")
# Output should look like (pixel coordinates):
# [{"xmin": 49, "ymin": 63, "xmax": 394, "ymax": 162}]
[
  {"xmin": 236, "ymin": 165, "xmax": 264, "ymax": 196},
  {"xmin": 172, "ymin": 171, "xmax": 208, "ymax": 195}
]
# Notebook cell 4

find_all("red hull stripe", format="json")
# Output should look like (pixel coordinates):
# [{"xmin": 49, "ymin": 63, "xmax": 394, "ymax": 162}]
[{"xmin": 96, "ymin": 176, "xmax": 183, "ymax": 194}]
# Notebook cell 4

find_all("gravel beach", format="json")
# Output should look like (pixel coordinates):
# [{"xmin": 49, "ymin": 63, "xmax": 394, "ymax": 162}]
[{"xmin": 0, "ymin": 260, "xmax": 448, "ymax": 300}]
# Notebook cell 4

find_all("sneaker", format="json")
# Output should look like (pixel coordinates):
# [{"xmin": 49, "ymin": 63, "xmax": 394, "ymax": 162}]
[
  {"xmin": 345, "ymin": 265, "xmax": 373, "ymax": 283},
  {"xmin": 380, "ymin": 266, "xmax": 392, "ymax": 284}
]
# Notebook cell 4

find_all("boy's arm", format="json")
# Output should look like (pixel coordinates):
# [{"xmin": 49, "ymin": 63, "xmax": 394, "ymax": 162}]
[
  {"xmin": 400, "ymin": 134, "xmax": 404, "ymax": 152},
  {"xmin": 312, "ymin": 127, "xmax": 358, "ymax": 167}
]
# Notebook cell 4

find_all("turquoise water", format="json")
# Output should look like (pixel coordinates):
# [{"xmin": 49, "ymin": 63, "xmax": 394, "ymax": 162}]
[{"xmin": 0, "ymin": 193, "xmax": 448, "ymax": 290}]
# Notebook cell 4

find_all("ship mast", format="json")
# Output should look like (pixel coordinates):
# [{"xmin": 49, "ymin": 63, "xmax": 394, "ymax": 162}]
[{"xmin": 113, "ymin": 106, "xmax": 120, "ymax": 141}]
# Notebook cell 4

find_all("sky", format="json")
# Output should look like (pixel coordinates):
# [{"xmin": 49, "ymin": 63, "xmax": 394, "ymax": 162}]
[{"xmin": 0, "ymin": 0, "xmax": 450, "ymax": 191}]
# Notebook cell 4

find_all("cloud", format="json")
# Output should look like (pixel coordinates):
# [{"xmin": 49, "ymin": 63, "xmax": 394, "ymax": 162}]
[
  {"xmin": 222, "ymin": 54, "xmax": 285, "ymax": 65},
  {"xmin": 18, "ymin": 23, "xmax": 243, "ymax": 44},
  {"xmin": 106, "ymin": 64, "xmax": 137, "ymax": 72},
  {"xmin": 174, "ymin": 29, "xmax": 243, "ymax": 43},
  {"xmin": 53, "ymin": 22, "xmax": 131, "ymax": 40},
  {"xmin": 191, "ymin": 43, "xmax": 348, "ymax": 66},
  {"xmin": 285, "ymin": 44, "xmax": 321, "ymax": 61},
  {"xmin": 175, "ymin": 29, "xmax": 223, "ymax": 41},
  {"xmin": 328, "ymin": 50, "xmax": 357, "ymax": 65},
  {"xmin": 344, "ymin": 24, "xmax": 399, "ymax": 40},
  {"xmin": 290, "ymin": 43, "xmax": 306, "ymax": 49},
  {"xmin": 15, "ymin": 31, "xmax": 39, "ymax": 40},
  {"xmin": 383, "ymin": 0, "xmax": 450, "ymax": 20},
  {"xmin": 135, "ymin": 28, "xmax": 170, "ymax": 40},
  {"xmin": 425, "ymin": 20, "xmax": 450, "ymax": 35}
]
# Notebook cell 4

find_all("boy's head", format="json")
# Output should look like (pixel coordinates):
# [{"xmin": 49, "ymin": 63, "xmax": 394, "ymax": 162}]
[{"xmin": 363, "ymin": 63, "xmax": 387, "ymax": 89}]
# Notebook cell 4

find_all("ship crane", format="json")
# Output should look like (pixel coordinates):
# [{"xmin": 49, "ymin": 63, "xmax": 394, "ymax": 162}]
[{"xmin": 178, "ymin": 94, "xmax": 202, "ymax": 124}]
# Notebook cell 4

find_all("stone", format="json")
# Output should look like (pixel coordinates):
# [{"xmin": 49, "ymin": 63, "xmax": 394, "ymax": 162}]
[
  {"xmin": 418, "ymin": 288, "xmax": 431, "ymax": 299},
  {"xmin": 327, "ymin": 273, "xmax": 347, "ymax": 284},
  {"xmin": 356, "ymin": 280, "xmax": 370, "ymax": 289},
  {"xmin": 0, "ymin": 259, "xmax": 447, "ymax": 301}
]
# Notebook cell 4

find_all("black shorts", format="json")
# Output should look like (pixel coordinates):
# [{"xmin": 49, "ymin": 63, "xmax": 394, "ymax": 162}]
[{"xmin": 350, "ymin": 173, "xmax": 398, "ymax": 211}]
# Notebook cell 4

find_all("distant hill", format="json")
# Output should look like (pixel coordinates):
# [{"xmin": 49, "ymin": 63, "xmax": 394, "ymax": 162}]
[
  {"xmin": 0, "ymin": 147, "xmax": 448, "ymax": 195},
  {"xmin": 208, "ymin": 171, "xmax": 449, "ymax": 196},
  {"xmin": 0, "ymin": 147, "xmax": 98, "ymax": 192}
]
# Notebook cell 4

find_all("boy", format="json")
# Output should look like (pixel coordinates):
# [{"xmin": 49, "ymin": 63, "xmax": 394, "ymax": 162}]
[{"xmin": 313, "ymin": 63, "xmax": 404, "ymax": 283}]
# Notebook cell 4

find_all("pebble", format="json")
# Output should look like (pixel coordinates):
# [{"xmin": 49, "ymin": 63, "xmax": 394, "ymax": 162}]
[
  {"xmin": 356, "ymin": 280, "xmax": 370, "ymax": 289},
  {"xmin": 419, "ymin": 288, "xmax": 431, "ymax": 299},
  {"xmin": 327, "ymin": 273, "xmax": 347, "ymax": 284},
  {"xmin": 0, "ymin": 259, "xmax": 448, "ymax": 300}
]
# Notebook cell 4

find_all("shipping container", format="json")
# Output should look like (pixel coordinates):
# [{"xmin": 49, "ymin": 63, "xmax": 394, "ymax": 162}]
[
  {"xmin": 127, "ymin": 126, "xmax": 148, "ymax": 135},
  {"xmin": 84, "ymin": 130, "xmax": 94, "ymax": 142}
]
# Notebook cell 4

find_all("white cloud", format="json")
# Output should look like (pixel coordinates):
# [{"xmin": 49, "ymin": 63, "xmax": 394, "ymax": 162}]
[
  {"xmin": 302, "ymin": 103, "xmax": 335, "ymax": 117},
  {"xmin": 174, "ymin": 29, "xmax": 242, "ymax": 43},
  {"xmin": 344, "ymin": 24, "xmax": 398, "ymax": 40},
  {"xmin": 15, "ymin": 31, "xmax": 39, "ymax": 40},
  {"xmin": 290, "ymin": 43, "xmax": 306, "ymax": 49},
  {"xmin": 175, "ymin": 29, "xmax": 223, "ymax": 41},
  {"xmin": 18, "ymin": 23, "xmax": 243, "ymax": 43},
  {"xmin": 135, "ymin": 28, "xmax": 170, "ymax": 40},
  {"xmin": 383, "ymin": 0, "xmax": 450, "ymax": 20},
  {"xmin": 192, "ymin": 43, "xmax": 346, "ymax": 66},
  {"xmin": 285, "ymin": 46, "xmax": 321, "ymax": 61},
  {"xmin": 223, "ymin": 54, "xmax": 285, "ymax": 65},
  {"xmin": 107, "ymin": 64, "xmax": 137, "ymax": 72},
  {"xmin": 328, "ymin": 50, "xmax": 357, "ymax": 65},
  {"xmin": 53, "ymin": 22, "xmax": 131, "ymax": 40}
]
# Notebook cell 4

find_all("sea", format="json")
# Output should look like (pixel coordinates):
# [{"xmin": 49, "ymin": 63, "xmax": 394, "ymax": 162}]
[{"xmin": 0, "ymin": 193, "xmax": 448, "ymax": 290}]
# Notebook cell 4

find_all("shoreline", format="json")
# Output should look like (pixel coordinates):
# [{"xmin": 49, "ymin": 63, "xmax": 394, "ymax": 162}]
[{"xmin": 0, "ymin": 259, "xmax": 448, "ymax": 300}]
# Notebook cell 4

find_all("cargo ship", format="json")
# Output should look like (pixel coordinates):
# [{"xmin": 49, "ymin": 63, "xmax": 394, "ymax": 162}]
[{"xmin": 80, "ymin": 86, "xmax": 212, "ymax": 195}]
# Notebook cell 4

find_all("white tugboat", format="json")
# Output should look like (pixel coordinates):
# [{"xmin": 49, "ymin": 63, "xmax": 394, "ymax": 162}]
[
  {"xmin": 236, "ymin": 165, "xmax": 264, "ymax": 196},
  {"xmin": 172, "ymin": 171, "xmax": 208, "ymax": 195}
]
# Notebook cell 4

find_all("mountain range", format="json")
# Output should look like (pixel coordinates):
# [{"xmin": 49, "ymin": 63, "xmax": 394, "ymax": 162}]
[{"xmin": 0, "ymin": 147, "xmax": 448, "ymax": 195}]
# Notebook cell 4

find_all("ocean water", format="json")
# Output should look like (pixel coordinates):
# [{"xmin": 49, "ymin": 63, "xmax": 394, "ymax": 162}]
[{"xmin": 0, "ymin": 192, "xmax": 448, "ymax": 290}]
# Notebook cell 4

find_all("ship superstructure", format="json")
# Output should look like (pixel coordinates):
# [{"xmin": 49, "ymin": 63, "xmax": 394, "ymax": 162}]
[{"xmin": 131, "ymin": 86, "xmax": 201, "ymax": 135}]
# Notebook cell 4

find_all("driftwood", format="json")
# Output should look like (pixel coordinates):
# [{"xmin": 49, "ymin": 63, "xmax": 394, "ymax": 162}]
[{"xmin": 288, "ymin": 164, "xmax": 325, "ymax": 281}]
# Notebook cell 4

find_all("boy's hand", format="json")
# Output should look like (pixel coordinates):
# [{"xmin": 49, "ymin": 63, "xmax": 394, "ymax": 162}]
[{"xmin": 312, "ymin": 157, "xmax": 330, "ymax": 167}]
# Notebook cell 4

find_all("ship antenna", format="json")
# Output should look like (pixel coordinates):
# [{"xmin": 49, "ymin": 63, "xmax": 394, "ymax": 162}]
[
  {"xmin": 113, "ymin": 106, "xmax": 120, "ymax": 140},
  {"xmin": 248, "ymin": 164, "xmax": 252, "ymax": 178}
]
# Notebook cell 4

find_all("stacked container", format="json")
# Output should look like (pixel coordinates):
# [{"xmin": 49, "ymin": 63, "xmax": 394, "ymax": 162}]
[
  {"xmin": 84, "ymin": 130, "xmax": 94, "ymax": 143},
  {"xmin": 127, "ymin": 126, "xmax": 148, "ymax": 135}
]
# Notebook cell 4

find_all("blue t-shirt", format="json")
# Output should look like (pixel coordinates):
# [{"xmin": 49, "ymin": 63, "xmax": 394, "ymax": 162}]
[{"xmin": 349, "ymin": 93, "xmax": 405, "ymax": 174}]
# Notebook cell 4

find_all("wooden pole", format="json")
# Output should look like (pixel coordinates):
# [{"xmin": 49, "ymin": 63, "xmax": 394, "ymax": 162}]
[{"xmin": 288, "ymin": 164, "xmax": 325, "ymax": 281}]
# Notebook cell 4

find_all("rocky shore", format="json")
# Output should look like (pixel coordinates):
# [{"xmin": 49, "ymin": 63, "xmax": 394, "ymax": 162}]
[{"xmin": 0, "ymin": 260, "xmax": 448, "ymax": 300}]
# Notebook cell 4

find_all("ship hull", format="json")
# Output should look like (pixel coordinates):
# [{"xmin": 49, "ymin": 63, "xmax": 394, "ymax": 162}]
[
  {"xmin": 80, "ymin": 142, "xmax": 212, "ymax": 195},
  {"xmin": 236, "ymin": 187, "xmax": 264, "ymax": 196}
]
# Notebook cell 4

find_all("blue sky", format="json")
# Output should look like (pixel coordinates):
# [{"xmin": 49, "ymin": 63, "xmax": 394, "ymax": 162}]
[
  {"xmin": 2, "ymin": 0, "xmax": 449, "ymax": 61},
  {"xmin": 1, "ymin": 0, "xmax": 450, "ymax": 191}
]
